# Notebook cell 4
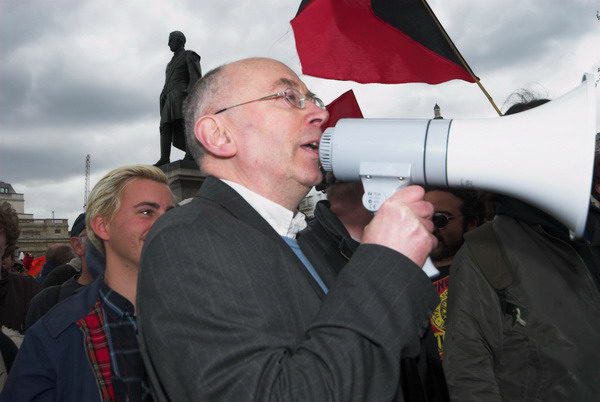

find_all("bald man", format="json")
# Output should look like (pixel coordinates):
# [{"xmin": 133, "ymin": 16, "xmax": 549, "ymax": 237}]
[{"xmin": 139, "ymin": 57, "xmax": 439, "ymax": 401}]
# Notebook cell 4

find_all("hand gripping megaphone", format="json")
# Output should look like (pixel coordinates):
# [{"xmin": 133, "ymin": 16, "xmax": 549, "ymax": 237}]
[{"xmin": 319, "ymin": 73, "xmax": 598, "ymax": 239}]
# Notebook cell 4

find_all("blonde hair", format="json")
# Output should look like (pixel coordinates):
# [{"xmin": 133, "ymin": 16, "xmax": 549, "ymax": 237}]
[{"xmin": 85, "ymin": 165, "xmax": 169, "ymax": 254}]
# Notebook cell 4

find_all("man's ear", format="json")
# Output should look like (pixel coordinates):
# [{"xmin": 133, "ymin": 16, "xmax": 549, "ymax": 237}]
[
  {"xmin": 89, "ymin": 215, "xmax": 110, "ymax": 242},
  {"xmin": 465, "ymin": 218, "xmax": 479, "ymax": 232},
  {"xmin": 194, "ymin": 116, "xmax": 237, "ymax": 157},
  {"xmin": 70, "ymin": 236, "xmax": 84, "ymax": 256}
]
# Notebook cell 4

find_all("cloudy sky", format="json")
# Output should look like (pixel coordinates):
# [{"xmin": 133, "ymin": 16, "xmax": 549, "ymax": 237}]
[{"xmin": 1, "ymin": 0, "xmax": 599, "ymax": 229}]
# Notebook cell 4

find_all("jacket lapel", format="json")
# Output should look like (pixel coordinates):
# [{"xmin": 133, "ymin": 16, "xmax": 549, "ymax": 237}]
[{"xmin": 196, "ymin": 177, "xmax": 328, "ymax": 299}]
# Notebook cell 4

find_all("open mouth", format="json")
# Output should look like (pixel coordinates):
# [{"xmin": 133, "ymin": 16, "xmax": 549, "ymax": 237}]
[{"xmin": 302, "ymin": 141, "xmax": 319, "ymax": 151}]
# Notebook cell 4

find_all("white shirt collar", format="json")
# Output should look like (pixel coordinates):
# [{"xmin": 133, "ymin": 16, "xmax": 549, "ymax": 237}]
[{"xmin": 221, "ymin": 179, "xmax": 307, "ymax": 239}]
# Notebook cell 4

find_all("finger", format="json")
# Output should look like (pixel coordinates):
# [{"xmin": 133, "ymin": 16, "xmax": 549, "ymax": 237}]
[
  {"xmin": 410, "ymin": 200, "xmax": 434, "ymax": 219},
  {"xmin": 386, "ymin": 185, "xmax": 425, "ymax": 204},
  {"xmin": 420, "ymin": 216, "xmax": 435, "ymax": 233},
  {"xmin": 428, "ymin": 232, "xmax": 439, "ymax": 249}
]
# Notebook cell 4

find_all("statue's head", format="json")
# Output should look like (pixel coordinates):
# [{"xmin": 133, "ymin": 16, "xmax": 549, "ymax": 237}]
[{"xmin": 168, "ymin": 31, "xmax": 186, "ymax": 52}]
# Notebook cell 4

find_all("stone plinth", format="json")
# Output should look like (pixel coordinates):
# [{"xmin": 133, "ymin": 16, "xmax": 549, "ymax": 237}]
[{"xmin": 158, "ymin": 160, "xmax": 206, "ymax": 203}]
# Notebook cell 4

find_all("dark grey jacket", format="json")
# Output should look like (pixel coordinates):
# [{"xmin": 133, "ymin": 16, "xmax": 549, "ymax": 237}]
[
  {"xmin": 138, "ymin": 177, "xmax": 438, "ymax": 401},
  {"xmin": 444, "ymin": 201, "xmax": 600, "ymax": 401}
]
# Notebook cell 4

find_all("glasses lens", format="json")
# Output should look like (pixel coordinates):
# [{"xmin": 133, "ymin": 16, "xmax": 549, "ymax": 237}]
[
  {"xmin": 284, "ymin": 88, "xmax": 303, "ymax": 109},
  {"xmin": 432, "ymin": 212, "xmax": 451, "ymax": 229},
  {"xmin": 311, "ymin": 96, "xmax": 326, "ymax": 110}
]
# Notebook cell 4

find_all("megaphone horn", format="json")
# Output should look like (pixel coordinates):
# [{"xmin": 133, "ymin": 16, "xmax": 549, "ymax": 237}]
[{"xmin": 319, "ymin": 73, "xmax": 598, "ymax": 238}]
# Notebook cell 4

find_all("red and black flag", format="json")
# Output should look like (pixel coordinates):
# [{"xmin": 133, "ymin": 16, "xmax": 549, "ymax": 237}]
[
  {"xmin": 291, "ymin": 0, "xmax": 476, "ymax": 85},
  {"xmin": 323, "ymin": 89, "xmax": 364, "ymax": 130}
]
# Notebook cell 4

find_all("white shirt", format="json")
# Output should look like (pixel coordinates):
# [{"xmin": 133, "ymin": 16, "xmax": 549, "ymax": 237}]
[{"xmin": 221, "ymin": 180, "xmax": 307, "ymax": 239}]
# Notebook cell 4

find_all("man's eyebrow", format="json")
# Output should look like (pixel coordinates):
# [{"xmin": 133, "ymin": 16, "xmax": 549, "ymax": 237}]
[
  {"xmin": 133, "ymin": 201, "xmax": 160, "ymax": 209},
  {"xmin": 435, "ymin": 210, "xmax": 453, "ymax": 215},
  {"xmin": 273, "ymin": 78, "xmax": 299, "ymax": 90},
  {"xmin": 273, "ymin": 78, "xmax": 316, "ymax": 98}
]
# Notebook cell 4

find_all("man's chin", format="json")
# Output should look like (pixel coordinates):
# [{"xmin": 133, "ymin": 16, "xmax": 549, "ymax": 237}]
[
  {"xmin": 300, "ymin": 170, "xmax": 324, "ymax": 189},
  {"xmin": 429, "ymin": 248, "xmax": 446, "ymax": 263}
]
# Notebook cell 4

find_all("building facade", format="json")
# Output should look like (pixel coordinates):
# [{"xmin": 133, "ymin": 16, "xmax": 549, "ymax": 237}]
[{"xmin": 0, "ymin": 181, "xmax": 70, "ymax": 257}]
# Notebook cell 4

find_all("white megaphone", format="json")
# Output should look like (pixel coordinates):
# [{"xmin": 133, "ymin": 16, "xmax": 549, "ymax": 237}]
[{"xmin": 319, "ymin": 73, "xmax": 598, "ymax": 240}]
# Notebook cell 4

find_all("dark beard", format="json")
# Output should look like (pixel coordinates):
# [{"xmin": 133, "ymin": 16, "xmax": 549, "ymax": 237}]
[{"xmin": 430, "ymin": 237, "xmax": 465, "ymax": 262}]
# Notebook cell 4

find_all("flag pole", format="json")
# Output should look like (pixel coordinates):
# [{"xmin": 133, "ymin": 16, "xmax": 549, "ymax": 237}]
[{"xmin": 420, "ymin": 0, "xmax": 502, "ymax": 116}]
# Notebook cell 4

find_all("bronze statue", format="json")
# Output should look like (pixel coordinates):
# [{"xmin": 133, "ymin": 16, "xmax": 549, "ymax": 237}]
[{"xmin": 154, "ymin": 31, "xmax": 202, "ymax": 166}]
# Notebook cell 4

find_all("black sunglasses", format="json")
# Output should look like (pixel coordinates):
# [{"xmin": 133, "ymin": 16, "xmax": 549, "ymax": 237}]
[{"xmin": 432, "ymin": 212, "xmax": 460, "ymax": 229}]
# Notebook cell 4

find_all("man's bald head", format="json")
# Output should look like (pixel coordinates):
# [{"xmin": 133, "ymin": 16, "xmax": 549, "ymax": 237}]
[
  {"xmin": 183, "ymin": 57, "xmax": 328, "ymax": 209},
  {"xmin": 183, "ymin": 58, "xmax": 299, "ymax": 165}
]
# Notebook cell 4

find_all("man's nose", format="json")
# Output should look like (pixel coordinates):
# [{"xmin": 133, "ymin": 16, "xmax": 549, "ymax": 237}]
[{"xmin": 308, "ymin": 103, "xmax": 329, "ymax": 128}]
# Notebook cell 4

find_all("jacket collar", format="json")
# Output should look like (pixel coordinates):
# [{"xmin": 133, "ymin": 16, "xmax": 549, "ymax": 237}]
[
  {"xmin": 221, "ymin": 179, "xmax": 307, "ymax": 238},
  {"xmin": 42, "ymin": 274, "xmax": 104, "ymax": 338},
  {"xmin": 195, "ymin": 177, "xmax": 328, "ymax": 298},
  {"xmin": 312, "ymin": 200, "xmax": 359, "ymax": 259},
  {"xmin": 196, "ymin": 176, "xmax": 280, "ymax": 240}
]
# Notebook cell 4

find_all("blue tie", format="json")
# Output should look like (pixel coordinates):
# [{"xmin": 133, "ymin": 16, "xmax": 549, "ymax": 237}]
[{"xmin": 281, "ymin": 236, "xmax": 328, "ymax": 294}]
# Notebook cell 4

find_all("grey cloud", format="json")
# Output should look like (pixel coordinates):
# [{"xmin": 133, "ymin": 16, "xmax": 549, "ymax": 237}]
[
  {"xmin": 1, "ymin": 119, "xmax": 159, "ymax": 184},
  {"xmin": 437, "ymin": 1, "xmax": 597, "ymax": 74},
  {"xmin": 1, "ymin": 43, "xmax": 158, "ymax": 130},
  {"xmin": 0, "ymin": 1, "xmax": 77, "ymax": 56},
  {"xmin": 0, "ymin": 2, "xmax": 168, "ymax": 132},
  {"xmin": 1, "ymin": 78, "xmax": 154, "ymax": 131}
]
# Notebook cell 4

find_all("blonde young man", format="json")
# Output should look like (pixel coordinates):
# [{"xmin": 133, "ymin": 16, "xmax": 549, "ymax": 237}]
[
  {"xmin": 3, "ymin": 165, "xmax": 175, "ymax": 401},
  {"xmin": 138, "ymin": 57, "xmax": 439, "ymax": 401}
]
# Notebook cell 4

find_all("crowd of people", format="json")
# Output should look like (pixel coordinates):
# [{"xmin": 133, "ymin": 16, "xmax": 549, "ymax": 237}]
[{"xmin": 0, "ymin": 56, "xmax": 598, "ymax": 401}]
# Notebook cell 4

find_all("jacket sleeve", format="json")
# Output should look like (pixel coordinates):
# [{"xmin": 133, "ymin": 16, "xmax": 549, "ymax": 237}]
[
  {"xmin": 138, "ymin": 219, "xmax": 439, "ymax": 402},
  {"xmin": 443, "ymin": 244, "xmax": 504, "ymax": 402},
  {"xmin": 0, "ymin": 326, "xmax": 56, "ymax": 402}
]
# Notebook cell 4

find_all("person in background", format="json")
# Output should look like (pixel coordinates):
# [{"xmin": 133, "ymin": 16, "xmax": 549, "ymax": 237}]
[
  {"xmin": 41, "ymin": 213, "xmax": 88, "ymax": 288},
  {"xmin": 25, "ymin": 213, "xmax": 94, "ymax": 330},
  {"xmin": 2, "ymin": 165, "xmax": 175, "ymax": 401},
  {"xmin": 423, "ymin": 188, "xmax": 482, "ymax": 359},
  {"xmin": 443, "ymin": 96, "xmax": 600, "ymax": 400},
  {"xmin": 36, "ymin": 243, "xmax": 74, "ymax": 284},
  {"xmin": 0, "ymin": 202, "xmax": 41, "ymax": 335}
]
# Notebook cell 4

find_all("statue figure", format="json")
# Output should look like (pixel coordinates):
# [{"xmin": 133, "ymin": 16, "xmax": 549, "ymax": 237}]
[{"xmin": 154, "ymin": 31, "xmax": 202, "ymax": 166}]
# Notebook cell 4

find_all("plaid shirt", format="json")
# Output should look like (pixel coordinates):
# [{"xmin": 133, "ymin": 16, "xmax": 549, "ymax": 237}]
[{"xmin": 99, "ymin": 281, "xmax": 152, "ymax": 402}]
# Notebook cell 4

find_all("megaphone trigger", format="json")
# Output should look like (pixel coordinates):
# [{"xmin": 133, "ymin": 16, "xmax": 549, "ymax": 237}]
[{"xmin": 359, "ymin": 162, "xmax": 412, "ymax": 212}]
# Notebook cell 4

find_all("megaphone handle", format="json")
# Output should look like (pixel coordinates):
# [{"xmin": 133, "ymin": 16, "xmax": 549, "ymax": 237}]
[
  {"xmin": 360, "ymin": 175, "xmax": 440, "ymax": 277},
  {"xmin": 422, "ymin": 257, "xmax": 440, "ymax": 278}
]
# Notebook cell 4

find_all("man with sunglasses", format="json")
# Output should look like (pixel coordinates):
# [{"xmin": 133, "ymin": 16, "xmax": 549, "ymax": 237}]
[
  {"xmin": 138, "ymin": 57, "xmax": 439, "ymax": 401},
  {"xmin": 425, "ymin": 189, "xmax": 482, "ymax": 272},
  {"xmin": 423, "ymin": 188, "xmax": 482, "ymax": 360}
]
